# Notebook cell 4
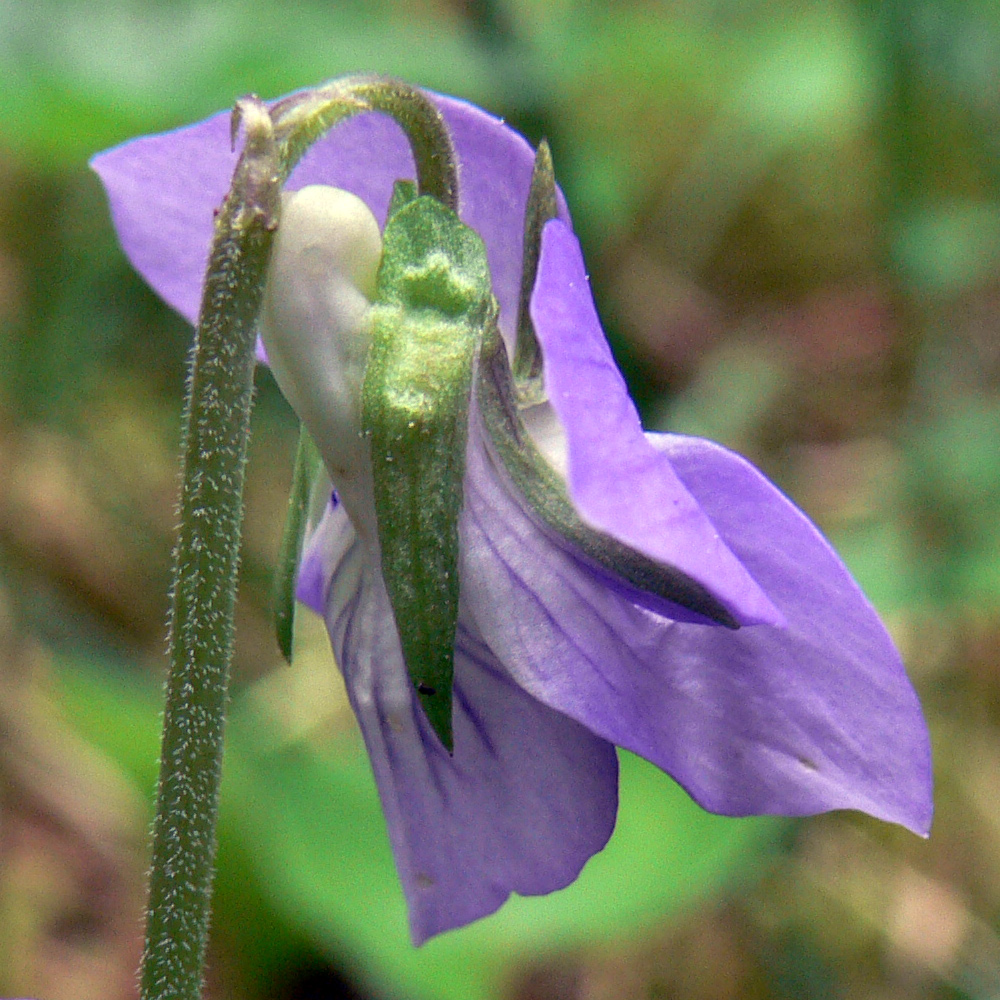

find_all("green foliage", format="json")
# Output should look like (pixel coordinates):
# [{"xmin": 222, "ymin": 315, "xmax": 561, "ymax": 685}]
[
  {"xmin": 905, "ymin": 393, "xmax": 1000, "ymax": 609},
  {"xmin": 894, "ymin": 199, "xmax": 1000, "ymax": 295}
]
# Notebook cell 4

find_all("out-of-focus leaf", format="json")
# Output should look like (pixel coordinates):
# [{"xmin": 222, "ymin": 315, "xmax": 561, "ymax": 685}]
[
  {"xmin": 0, "ymin": 0, "xmax": 499, "ymax": 167},
  {"xmin": 543, "ymin": 11, "xmax": 745, "ymax": 234},
  {"xmin": 894, "ymin": 200, "xmax": 1000, "ymax": 295},
  {"xmin": 658, "ymin": 340, "xmax": 788, "ymax": 451},
  {"xmin": 541, "ymin": 8, "xmax": 875, "ymax": 247},
  {"xmin": 905, "ymin": 395, "xmax": 1000, "ymax": 607},
  {"xmin": 56, "ymin": 652, "xmax": 779, "ymax": 1000},
  {"xmin": 51, "ymin": 661, "xmax": 316, "ymax": 996},
  {"xmin": 829, "ymin": 516, "xmax": 929, "ymax": 615}
]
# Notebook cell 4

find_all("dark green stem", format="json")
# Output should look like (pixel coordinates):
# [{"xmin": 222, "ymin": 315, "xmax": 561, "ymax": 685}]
[{"xmin": 139, "ymin": 98, "xmax": 280, "ymax": 1000}]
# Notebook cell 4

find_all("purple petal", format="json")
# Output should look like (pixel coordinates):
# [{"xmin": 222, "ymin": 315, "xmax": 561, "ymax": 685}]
[
  {"xmin": 461, "ymin": 415, "xmax": 932, "ymax": 835},
  {"xmin": 530, "ymin": 219, "xmax": 782, "ymax": 627},
  {"xmin": 310, "ymin": 505, "xmax": 618, "ymax": 944},
  {"xmin": 90, "ymin": 112, "xmax": 233, "ymax": 327},
  {"xmin": 296, "ymin": 491, "xmax": 347, "ymax": 616},
  {"xmin": 91, "ymin": 91, "xmax": 567, "ymax": 347}
]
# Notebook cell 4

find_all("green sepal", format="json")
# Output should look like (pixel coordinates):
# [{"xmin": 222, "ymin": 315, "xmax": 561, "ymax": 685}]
[
  {"xmin": 363, "ymin": 195, "xmax": 494, "ymax": 751},
  {"xmin": 513, "ymin": 140, "xmax": 558, "ymax": 405},
  {"xmin": 273, "ymin": 424, "xmax": 324, "ymax": 662}
]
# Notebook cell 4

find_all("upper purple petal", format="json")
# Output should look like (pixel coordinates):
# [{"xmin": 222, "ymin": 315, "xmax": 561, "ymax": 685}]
[
  {"xmin": 461, "ymin": 408, "xmax": 932, "ymax": 836},
  {"xmin": 90, "ymin": 90, "xmax": 568, "ymax": 348},
  {"xmin": 311, "ymin": 502, "xmax": 618, "ymax": 944},
  {"xmin": 529, "ymin": 219, "xmax": 782, "ymax": 627}
]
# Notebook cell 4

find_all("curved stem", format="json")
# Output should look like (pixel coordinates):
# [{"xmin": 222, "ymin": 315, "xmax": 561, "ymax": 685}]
[{"xmin": 271, "ymin": 75, "xmax": 459, "ymax": 212}]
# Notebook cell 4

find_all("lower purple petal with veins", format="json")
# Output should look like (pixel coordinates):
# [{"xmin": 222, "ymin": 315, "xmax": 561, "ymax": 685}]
[{"xmin": 311, "ymin": 501, "xmax": 618, "ymax": 944}]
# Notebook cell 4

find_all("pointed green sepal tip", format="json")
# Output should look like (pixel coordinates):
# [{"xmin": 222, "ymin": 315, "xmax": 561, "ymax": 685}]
[
  {"xmin": 363, "ymin": 195, "xmax": 495, "ymax": 752},
  {"xmin": 273, "ymin": 425, "xmax": 324, "ymax": 662},
  {"xmin": 513, "ymin": 139, "xmax": 558, "ymax": 399},
  {"xmin": 387, "ymin": 178, "xmax": 419, "ymax": 221}
]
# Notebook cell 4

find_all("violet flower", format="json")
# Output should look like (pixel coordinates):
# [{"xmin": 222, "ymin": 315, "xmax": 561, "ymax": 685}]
[{"xmin": 92, "ymin": 90, "xmax": 932, "ymax": 944}]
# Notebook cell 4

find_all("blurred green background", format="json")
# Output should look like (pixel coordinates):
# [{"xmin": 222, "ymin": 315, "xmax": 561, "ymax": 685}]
[{"xmin": 1, "ymin": 0, "xmax": 998, "ymax": 997}]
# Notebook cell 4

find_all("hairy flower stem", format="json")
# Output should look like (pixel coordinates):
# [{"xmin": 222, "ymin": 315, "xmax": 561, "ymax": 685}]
[
  {"xmin": 139, "ymin": 97, "xmax": 281, "ymax": 1000},
  {"xmin": 140, "ymin": 79, "xmax": 457, "ymax": 1000},
  {"xmin": 270, "ymin": 74, "xmax": 458, "ymax": 211}
]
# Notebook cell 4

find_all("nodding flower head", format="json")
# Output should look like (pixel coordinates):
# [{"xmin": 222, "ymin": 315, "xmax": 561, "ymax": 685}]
[{"xmin": 92, "ymin": 82, "xmax": 932, "ymax": 945}]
